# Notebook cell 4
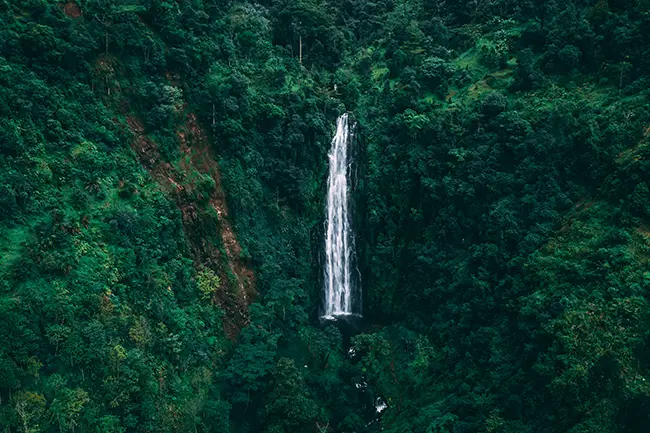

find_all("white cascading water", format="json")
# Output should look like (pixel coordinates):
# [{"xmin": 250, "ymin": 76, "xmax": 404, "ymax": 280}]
[{"xmin": 323, "ymin": 113, "xmax": 360, "ymax": 319}]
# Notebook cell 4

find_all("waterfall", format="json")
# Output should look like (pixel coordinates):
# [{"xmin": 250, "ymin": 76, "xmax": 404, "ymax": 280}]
[{"xmin": 323, "ymin": 113, "xmax": 361, "ymax": 320}]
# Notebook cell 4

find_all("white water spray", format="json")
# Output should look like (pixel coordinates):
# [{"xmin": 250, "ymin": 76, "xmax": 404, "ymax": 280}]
[{"xmin": 323, "ymin": 113, "xmax": 361, "ymax": 320}]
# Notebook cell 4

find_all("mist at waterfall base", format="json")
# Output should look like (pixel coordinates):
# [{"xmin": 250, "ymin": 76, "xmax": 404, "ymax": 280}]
[{"xmin": 321, "ymin": 113, "xmax": 362, "ymax": 322}]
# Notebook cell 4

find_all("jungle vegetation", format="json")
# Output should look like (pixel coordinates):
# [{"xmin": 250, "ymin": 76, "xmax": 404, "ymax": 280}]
[{"xmin": 2, "ymin": 0, "xmax": 650, "ymax": 432}]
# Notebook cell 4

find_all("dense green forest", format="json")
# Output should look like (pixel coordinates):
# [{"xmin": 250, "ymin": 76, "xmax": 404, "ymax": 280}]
[{"xmin": 2, "ymin": 0, "xmax": 650, "ymax": 432}]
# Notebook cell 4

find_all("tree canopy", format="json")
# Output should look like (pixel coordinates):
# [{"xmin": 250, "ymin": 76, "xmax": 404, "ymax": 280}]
[{"xmin": 2, "ymin": 0, "xmax": 650, "ymax": 432}]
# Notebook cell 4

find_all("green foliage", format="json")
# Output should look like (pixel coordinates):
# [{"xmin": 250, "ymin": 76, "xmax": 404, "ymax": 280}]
[
  {"xmin": 197, "ymin": 267, "xmax": 222, "ymax": 301},
  {"xmin": 263, "ymin": 358, "xmax": 320, "ymax": 433},
  {"xmin": 3, "ymin": 0, "xmax": 650, "ymax": 432}
]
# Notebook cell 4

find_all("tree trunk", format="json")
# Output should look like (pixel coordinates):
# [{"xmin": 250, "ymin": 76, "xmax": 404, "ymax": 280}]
[{"xmin": 619, "ymin": 69, "xmax": 624, "ymax": 95}]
